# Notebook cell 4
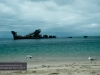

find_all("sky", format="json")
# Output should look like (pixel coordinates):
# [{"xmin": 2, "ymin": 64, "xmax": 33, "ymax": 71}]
[{"xmin": 0, "ymin": 0, "xmax": 100, "ymax": 38}]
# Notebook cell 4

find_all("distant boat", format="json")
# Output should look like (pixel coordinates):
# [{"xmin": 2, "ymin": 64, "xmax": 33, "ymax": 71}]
[
  {"xmin": 11, "ymin": 29, "xmax": 56, "ymax": 40},
  {"xmin": 84, "ymin": 36, "xmax": 88, "ymax": 38},
  {"xmin": 67, "ymin": 36, "xmax": 72, "ymax": 38}
]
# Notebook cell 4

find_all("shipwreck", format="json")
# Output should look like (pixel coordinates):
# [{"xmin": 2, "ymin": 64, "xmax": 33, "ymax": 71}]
[{"xmin": 11, "ymin": 29, "xmax": 56, "ymax": 40}]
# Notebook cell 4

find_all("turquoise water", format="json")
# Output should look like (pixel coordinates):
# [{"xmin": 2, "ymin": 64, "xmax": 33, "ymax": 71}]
[{"xmin": 0, "ymin": 37, "xmax": 100, "ymax": 62}]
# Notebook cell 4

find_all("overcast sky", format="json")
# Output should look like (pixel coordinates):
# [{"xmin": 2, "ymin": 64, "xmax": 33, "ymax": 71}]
[{"xmin": 0, "ymin": 0, "xmax": 100, "ymax": 38}]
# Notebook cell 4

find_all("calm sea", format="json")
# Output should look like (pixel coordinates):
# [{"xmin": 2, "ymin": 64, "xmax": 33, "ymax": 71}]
[{"xmin": 0, "ymin": 37, "xmax": 100, "ymax": 62}]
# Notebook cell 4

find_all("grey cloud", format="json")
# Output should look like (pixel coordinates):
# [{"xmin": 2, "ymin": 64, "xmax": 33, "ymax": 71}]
[
  {"xmin": 52, "ymin": 0, "xmax": 75, "ymax": 6},
  {"xmin": 29, "ymin": 0, "xmax": 50, "ymax": 2},
  {"xmin": 0, "ymin": 0, "xmax": 100, "ymax": 38}
]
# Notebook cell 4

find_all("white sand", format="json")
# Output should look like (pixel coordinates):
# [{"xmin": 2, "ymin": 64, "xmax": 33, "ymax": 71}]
[{"xmin": 0, "ymin": 60, "xmax": 100, "ymax": 75}]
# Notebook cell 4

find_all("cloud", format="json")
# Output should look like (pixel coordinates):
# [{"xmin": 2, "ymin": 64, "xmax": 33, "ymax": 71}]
[
  {"xmin": 53, "ymin": 0, "xmax": 75, "ymax": 6},
  {"xmin": 0, "ymin": 0, "xmax": 100, "ymax": 38}
]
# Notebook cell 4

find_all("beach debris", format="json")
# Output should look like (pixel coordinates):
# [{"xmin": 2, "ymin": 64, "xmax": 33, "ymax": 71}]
[
  {"xmin": 49, "ymin": 72, "xmax": 59, "ymax": 75},
  {"xmin": 26, "ymin": 55, "xmax": 32, "ymax": 59},
  {"xmin": 88, "ymin": 57, "xmax": 97, "ymax": 63},
  {"xmin": 41, "ymin": 65, "xmax": 46, "ymax": 68}
]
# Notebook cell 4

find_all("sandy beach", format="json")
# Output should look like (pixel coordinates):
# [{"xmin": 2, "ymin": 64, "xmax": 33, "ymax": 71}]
[
  {"xmin": 0, "ymin": 60, "xmax": 100, "ymax": 75},
  {"xmin": 1, "ymin": 37, "xmax": 100, "ymax": 75}
]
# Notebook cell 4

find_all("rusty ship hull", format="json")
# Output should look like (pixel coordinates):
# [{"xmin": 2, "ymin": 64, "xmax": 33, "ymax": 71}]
[{"xmin": 11, "ymin": 29, "xmax": 56, "ymax": 40}]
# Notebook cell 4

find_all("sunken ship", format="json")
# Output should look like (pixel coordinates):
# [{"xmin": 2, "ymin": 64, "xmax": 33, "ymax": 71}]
[{"xmin": 11, "ymin": 29, "xmax": 56, "ymax": 40}]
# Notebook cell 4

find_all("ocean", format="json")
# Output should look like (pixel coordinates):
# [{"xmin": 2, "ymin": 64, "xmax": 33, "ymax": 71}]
[{"xmin": 0, "ymin": 37, "xmax": 100, "ymax": 62}]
